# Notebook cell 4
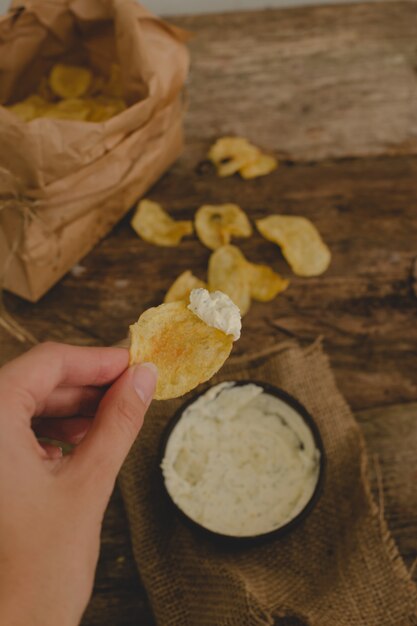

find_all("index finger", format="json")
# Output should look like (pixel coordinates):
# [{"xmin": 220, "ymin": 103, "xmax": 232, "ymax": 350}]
[{"xmin": 0, "ymin": 342, "xmax": 129, "ymax": 421}]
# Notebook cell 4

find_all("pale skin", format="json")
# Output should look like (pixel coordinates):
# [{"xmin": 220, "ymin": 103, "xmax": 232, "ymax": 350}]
[{"xmin": 0, "ymin": 342, "xmax": 157, "ymax": 626}]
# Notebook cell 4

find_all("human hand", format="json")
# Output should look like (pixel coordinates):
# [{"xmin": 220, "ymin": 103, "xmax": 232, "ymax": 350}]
[{"xmin": 0, "ymin": 342, "xmax": 157, "ymax": 626}]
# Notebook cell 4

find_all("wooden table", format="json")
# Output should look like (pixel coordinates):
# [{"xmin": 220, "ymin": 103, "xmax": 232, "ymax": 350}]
[{"xmin": 1, "ymin": 2, "xmax": 417, "ymax": 623}]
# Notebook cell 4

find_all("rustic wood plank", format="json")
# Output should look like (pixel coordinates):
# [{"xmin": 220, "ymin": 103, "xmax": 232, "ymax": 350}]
[
  {"xmin": 174, "ymin": 1, "xmax": 417, "ymax": 161},
  {"xmin": 3, "ymin": 155, "xmax": 416, "ymax": 410}
]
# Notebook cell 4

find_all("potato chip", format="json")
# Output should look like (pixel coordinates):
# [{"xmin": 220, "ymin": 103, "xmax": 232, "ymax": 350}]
[
  {"xmin": 129, "ymin": 301, "xmax": 234, "ymax": 399},
  {"xmin": 164, "ymin": 271, "xmax": 206, "ymax": 303},
  {"xmin": 246, "ymin": 262, "xmax": 289, "ymax": 301},
  {"xmin": 87, "ymin": 96, "xmax": 126, "ymax": 122},
  {"xmin": 42, "ymin": 103, "xmax": 90, "ymax": 121},
  {"xmin": 55, "ymin": 98, "xmax": 89, "ymax": 112},
  {"xmin": 131, "ymin": 199, "xmax": 193, "ymax": 247},
  {"xmin": 240, "ymin": 154, "xmax": 277, "ymax": 179},
  {"xmin": 195, "ymin": 203, "xmax": 252, "ymax": 250},
  {"xmin": 6, "ymin": 95, "xmax": 49, "ymax": 121},
  {"xmin": 6, "ymin": 100, "xmax": 37, "ymax": 122},
  {"xmin": 208, "ymin": 245, "xmax": 251, "ymax": 315},
  {"xmin": 208, "ymin": 136, "xmax": 260, "ymax": 177},
  {"xmin": 49, "ymin": 64, "xmax": 92, "ymax": 99},
  {"xmin": 256, "ymin": 215, "xmax": 331, "ymax": 277},
  {"xmin": 6, "ymin": 102, "xmax": 37, "ymax": 122},
  {"xmin": 41, "ymin": 98, "xmax": 91, "ymax": 121}
]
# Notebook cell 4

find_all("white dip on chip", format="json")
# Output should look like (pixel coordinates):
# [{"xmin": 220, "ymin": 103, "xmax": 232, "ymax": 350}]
[
  {"xmin": 188, "ymin": 288, "xmax": 241, "ymax": 341},
  {"xmin": 161, "ymin": 382, "xmax": 321, "ymax": 537}
]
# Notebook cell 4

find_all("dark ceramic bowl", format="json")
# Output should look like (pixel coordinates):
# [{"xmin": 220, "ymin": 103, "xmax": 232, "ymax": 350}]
[{"xmin": 159, "ymin": 380, "xmax": 326, "ymax": 544}]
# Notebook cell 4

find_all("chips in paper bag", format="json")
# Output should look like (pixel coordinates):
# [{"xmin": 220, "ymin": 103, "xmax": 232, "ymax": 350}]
[
  {"xmin": 195, "ymin": 204, "xmax": 252, "ymax": 250},
  {"xmin": 5, "ymin": 62, "xmax": 127, "ymax": 123},
  {"xmin": 164, "ymin": 271, "xmax": 207, "ymax": 303},
  {"xmin": 129, "ymin": 301, "xmax": 234, "ymax": 399},
  {"xmin": 0, "ymin": 0, "xmax": 189, "ymax": 304},
  {"xmin": 131, "ymin": 200, "xmax": 193, "ymax": 247},
  {"xmin": 256, "ymin": 215, "xmax": 331, "ymax": 277},
  {"xmin": 208, "ymin": 245, "xmax": 251, "ymax": 316}
]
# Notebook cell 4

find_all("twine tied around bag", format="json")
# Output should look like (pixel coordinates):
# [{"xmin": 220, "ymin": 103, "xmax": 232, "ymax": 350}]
[{"xmin": 0, "ymin": 167, "xmax": 55, "ymax": 345}]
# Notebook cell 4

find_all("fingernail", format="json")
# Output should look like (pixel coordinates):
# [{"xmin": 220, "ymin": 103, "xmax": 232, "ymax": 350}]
[{"xmin": 132, "ymin": 363, "xmax": 158, "ymax": 407}]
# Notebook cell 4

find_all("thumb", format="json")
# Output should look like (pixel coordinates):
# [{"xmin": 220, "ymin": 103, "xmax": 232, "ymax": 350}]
[{"xmin": 73, "ymin": 363, "xmax": 157, "ymax": 482}]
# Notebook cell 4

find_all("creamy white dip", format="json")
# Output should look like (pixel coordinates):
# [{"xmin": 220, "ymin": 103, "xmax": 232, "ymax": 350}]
[
  {"xmin": 161, "ymin": 382, "xmax": 321, "ymax": 537},
  {"xmin": 188, "ymin": 288, "xmax": 241, "ymax": 341}
]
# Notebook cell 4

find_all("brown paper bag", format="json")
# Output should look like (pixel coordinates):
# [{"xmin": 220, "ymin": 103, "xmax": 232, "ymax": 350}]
[{"xmin": 0, "ymin": 0, "xmax": 189, "ymax": 302}]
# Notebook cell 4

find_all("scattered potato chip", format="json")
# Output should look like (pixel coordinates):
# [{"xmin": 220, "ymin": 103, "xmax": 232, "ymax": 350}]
[
  {"xmin": 208, "ymin": 244, "xmax": 288, "ymax": 312},
  {"xmin": 240, "ymin": 154, "xmax": 277, "ymax": 179},
  {"xmin": 164, "ymin": 271, "xmax": 207, "ymax": 303},
  {"xmin": 195, "ymin": 203, "xmax": 252, "ymax": 250},
  {"xmin": 6, "ymin": 63, "xmax": 126, "ymax": 123},
  {"xmin": 49, "ymin": 64, "xmax": 92, "ymax": 99},
  {"xmin": 208, "ymin": 137, "xmax": 260, "ymax": 177},
  {"xmin": 131, "ymin": 199, "xmax": 193, "ymax": 247},
  {"xmin": 256, "ymin": 215, "xmax": 331, "ymax": 277},
  {"xmin": 208, "ymin": 245, "xmax": 251, "ymax": 316},
  {"xmin": 129, "ymin": 301, "xmax": 234, "ymax": 399},
  {"xmin": 246, "ymin": 262, "xmax": 289, "ymax": 301},
  {"xmin": 208, "ymin": 136, "xmax": 277, "ymax": 179}
]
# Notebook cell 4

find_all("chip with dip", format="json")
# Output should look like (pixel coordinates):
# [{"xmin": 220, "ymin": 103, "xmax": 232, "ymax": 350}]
[
  {"xmin": 129, "ymin": 289, "xmax": 241, "ymax": 400},
  {"xmin": 161, "ymin": 381, "xmax": 323, "ymax": 538}
]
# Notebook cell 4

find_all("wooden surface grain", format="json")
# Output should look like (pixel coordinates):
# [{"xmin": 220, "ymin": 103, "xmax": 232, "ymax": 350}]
[{"xmin": 0, "ymin": 2, "xmax": 416, "ymax": 624}]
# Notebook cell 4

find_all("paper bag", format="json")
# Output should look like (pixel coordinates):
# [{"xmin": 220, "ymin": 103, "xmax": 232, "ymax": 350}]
[{"xmin": 0, "ymin": 0, "xmax": 189, "ymax": 302}]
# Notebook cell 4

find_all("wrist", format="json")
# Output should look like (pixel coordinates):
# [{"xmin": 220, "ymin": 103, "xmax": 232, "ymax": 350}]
[{"xmin": 0, "ymin": 581, "xmax": 84, "ymax": 626}]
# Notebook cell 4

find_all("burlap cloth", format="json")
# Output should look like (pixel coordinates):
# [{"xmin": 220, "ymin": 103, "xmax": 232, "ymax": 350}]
[{"xmin": 118, "ymin": 340, "xmax": 417, "ymax": 626}]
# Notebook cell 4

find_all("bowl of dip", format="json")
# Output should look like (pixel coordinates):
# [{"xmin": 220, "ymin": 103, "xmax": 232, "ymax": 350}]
[{"xmin": 160, "ymin": 380, "xmax": 325, "ymax": 541}]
